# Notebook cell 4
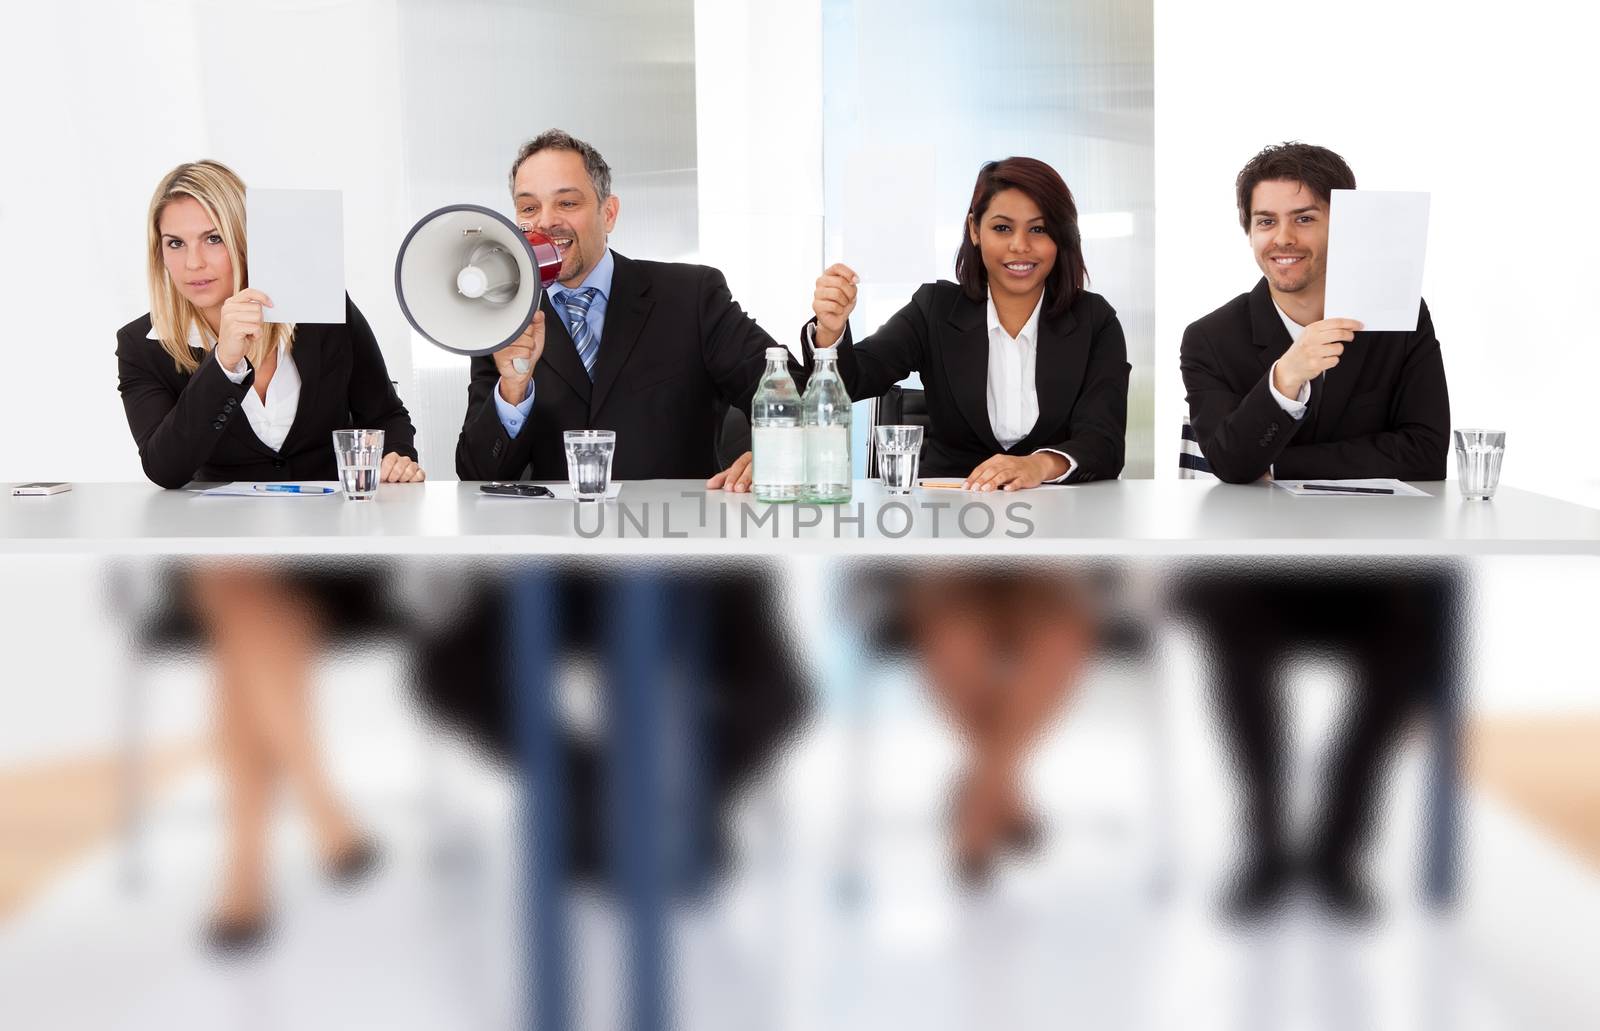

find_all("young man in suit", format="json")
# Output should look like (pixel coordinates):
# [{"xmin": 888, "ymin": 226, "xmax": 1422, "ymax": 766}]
[
  {"xmin": 1180, "ymin": 142, "xmax": 1449, "ymax": 483},
  {"xmin": 1178, "ymin": 143, "xmax": 1458, "ymax": 920},
  {"xmin": 455, "ymin": 128, "xmax": 802, "ymax": 489}
]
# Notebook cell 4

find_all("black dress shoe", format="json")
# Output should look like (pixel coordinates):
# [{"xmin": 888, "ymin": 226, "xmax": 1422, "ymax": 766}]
[
  {"xmin": 1308, "ymin": 863, "xmax": 1380, "ymax": 922},
  {"xmin": 204, "ymin": 913, "xmax": 272, "ymax": 956},
  {"xmin": 327, "ymin": 839, "xmax": 383, "ymax": 889},
  {"xmin": 1220, "ymin": 857, "xmax": 1292, "ymax": 923}
]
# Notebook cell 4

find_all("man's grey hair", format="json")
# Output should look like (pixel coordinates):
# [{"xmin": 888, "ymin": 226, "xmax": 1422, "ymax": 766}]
[{"xmin": 508, "ymin": 129, "xmax": 613, "ymax": 202}]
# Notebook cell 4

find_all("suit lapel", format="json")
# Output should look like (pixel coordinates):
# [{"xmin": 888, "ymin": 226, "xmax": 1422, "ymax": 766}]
[
  {"xmin": 1308, "ymin": 330, "xmax": 1368, "ymax": 441},
  {"xmin": 588, "ymin": 252, "xmax": 652, "ymax": 416},
  {"xmin": 938, "ymin": 293, "xmax": 1003, "ymax": 454},
  {"xmin": 1248, "ymin": 278, "xmax": 1292, "ymax": 377},
  {"xmin": 1014, "ymin": 305, "xmax": 1083, "ymax": 452},
  {"xmin": 538, "ymin": 292, "xmax": 592, "ymax": 404}
]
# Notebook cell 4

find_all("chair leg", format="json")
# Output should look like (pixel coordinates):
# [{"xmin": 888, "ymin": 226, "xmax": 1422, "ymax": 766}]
[{"xmin": 118, "ymin": 655, "xmax": 146, "ymax": 895}]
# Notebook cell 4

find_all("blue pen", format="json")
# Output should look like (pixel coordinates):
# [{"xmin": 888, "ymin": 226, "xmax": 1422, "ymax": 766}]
[{"xmin": 253, "ymin": 484, "xmax": 337, "ymax": 495}]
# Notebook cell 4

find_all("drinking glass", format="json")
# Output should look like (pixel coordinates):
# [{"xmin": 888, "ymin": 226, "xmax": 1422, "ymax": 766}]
[
  {"xmin": 564, "ymin": 430, "xmax": 617, "ymax": 501},
  {"xmin": 332, "ymin": 429, "xmax": 384, "ymax": 501},
  {"xmin": 873, "ymin": 425, "xmax": 925, "ymax": 495},
  {"xmin": 1453, "ymin": 428, "xmax": 1506, "ymax": 500}
]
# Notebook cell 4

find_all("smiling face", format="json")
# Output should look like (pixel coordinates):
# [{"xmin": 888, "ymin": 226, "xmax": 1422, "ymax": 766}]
[
  {"xmin": 157, "ymin": 195, "xmax": 234, "ymax": 316},
  {"xmin": 1248, "ymin": 178, "xmax": 1329, "ymax": 298},
  {"xmin": 968, "ymin": 187, "xmax": 1057, "ymax": 307},
  {"xmin": 512, "ymin": 148, "xmax": 619, "ymax": 287}
]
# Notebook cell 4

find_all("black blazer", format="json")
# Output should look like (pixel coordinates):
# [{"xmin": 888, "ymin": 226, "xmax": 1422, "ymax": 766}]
[
  {"xmin": 1179, "ymin": 278, "xmax": 1449, "ymax": 483},
  {"xmin": 116, "ymin": 295, "xmax": 417, "ymax": 488},
  {"xmin": 456, "ymin": 251, "xmax": 806, "ymax": 481},
  {"xmin": 804, "ymin": 281, "xmax": 1129, "ymax": 481}
]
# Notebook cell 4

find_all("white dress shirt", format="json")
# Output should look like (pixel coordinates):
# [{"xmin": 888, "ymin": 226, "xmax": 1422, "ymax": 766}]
[
  {"xmin": 984, "ymin": 293, "xmax": 1075, "ymax": 480},
  {"xmin": 145, "ymin": 324, "xmax": 301, "ymax": 452}
]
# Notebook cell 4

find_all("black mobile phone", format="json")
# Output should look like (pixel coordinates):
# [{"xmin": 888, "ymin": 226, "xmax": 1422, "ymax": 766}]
[{"xmin": 480, "ymin": 481, "xmax": 555, "ymax": 498}]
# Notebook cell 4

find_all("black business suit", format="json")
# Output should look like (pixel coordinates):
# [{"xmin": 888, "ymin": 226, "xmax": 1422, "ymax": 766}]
[
  {"xmin": 1179, "ymin": 277, "xmax": 1449, "ymax": 484},
  {"xmin": 116, "ymin": 295, "xmax": 417, "ymax": 488},
  {"xmin": 1177, "ymin": 278, "xmax": 1457, "ymax": 904},
  {"xmin": 806, "ymin": 281, "xmax": 1129, "ymax": 481},
  {"xmin": 455, "ymin": 251, "xmax": 804, "ymax": 481}
]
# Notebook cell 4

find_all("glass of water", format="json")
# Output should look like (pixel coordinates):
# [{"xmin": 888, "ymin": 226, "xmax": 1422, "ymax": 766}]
[
  {"xmin": 563, "ymin": 430, "xmax": 617, "ymax": 502},
  {"xmin": 332, "ymin": 428, "xmax": 384, "ymax": 501},
  {"xmin": 873, "ymin": 424, "xmax": 924, "ymax": 495},
  {"xmin": 1453, "ymin": 428, "xmax": 1506, "ymax": 500}
]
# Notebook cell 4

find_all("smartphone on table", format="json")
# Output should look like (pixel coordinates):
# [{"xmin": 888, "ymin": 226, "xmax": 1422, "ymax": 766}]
[{"xmin": 479, "ymin": 482, "xmax": 554, "ymax": 498}]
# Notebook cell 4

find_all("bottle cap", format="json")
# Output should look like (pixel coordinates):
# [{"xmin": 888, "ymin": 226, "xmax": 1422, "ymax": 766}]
[
  {"xmin": 765, "ymin": 346, "xmax": 789, "ymax": 361},
  {"xmin": 814, "ymin": 346, "xmax": 838, "ymax": 360}
]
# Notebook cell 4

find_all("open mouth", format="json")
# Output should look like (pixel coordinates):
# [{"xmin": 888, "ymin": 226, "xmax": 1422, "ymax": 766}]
[
  {"xmin": 1001, "ymin": 261, "xmax": 1037, "ymax": 277},
  {"xmin": 1270, "ymin": 254, "xmax": 1306, "ymax": 267}
]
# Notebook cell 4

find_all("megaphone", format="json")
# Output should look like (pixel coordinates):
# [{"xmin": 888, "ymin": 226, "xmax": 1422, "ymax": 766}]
[{"xmin": 394, "ymin": 204, "xmax": 563, "ymax": 361}]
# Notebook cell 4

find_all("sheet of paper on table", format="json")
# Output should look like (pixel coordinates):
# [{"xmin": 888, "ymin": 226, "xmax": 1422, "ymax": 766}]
[
  {"xmin": 245, "ymin": 188, "xmax": 346, "ymax": 324},
  {"xmin": 1273, "ymin": 478, "xmax": 1431, "ymax": 497},
  {"xmin": 198, "ymin": 482, "xmax": 341, "ymax": 497},
  {"xmin": 545, "ymin": 483, "xmax": 624, "ymax": 501},
  {"xmin": 1323, "ymin": 189, "xmax": 1430, "ymax": 331}
]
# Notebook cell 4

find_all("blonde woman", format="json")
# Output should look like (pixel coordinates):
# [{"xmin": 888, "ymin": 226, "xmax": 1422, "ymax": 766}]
[{"xmin": 115, "ymin": 160, "xmax": 422, "ymax": 950}]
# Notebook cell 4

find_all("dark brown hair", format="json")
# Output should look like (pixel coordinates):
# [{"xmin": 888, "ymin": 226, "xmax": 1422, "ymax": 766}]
[
  {"xmin": 954, "ymin": 157, "xmax": 1085, "ymax": 319},
  {"xmin": 1235, "ymin": 142, "xmax": 1356, "ymax": 232}
]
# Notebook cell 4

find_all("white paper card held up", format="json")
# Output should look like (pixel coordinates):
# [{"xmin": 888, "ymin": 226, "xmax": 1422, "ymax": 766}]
[
  {"xmin": 1323, "ymin": 189, "xmax": 1430, "ymax": 331},
  {"xmin": 246, "ymin": 189, "xmax": 345, "ymax": 324},
  {"xmin": 840, "ymin": 145, "xmax": 941, "ymax": 285}
]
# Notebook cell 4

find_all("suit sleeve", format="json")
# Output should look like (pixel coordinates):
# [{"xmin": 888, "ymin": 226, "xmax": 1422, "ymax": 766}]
[
  {"xmin": 806, "ymin": 284, "xmax": 935, "ymax": 403},
  {"xmin": 697, "ymin": 267, "xmax": 798, "ymax": 419},
  {"xmin": 116, "ymin": 328, "xmax": 253, "ymax": 489},
  {"xmin": 456, "ymin": 354, "xmax": 534, "ymax": 480},
  {"xmin": 1179, "ymin": 319, "xmax": 1304, "ymax": 483},
  {"xmin": 1040, "ymin": 306, "xmax": 1129, "ymax": 482},
  {"xmin": 344, "ymin": 298, "xmax": 418, "ymax": 461},
  {"xmin": 1272, "ymin": 302, "xmax": 1450, "ymax": 481}
]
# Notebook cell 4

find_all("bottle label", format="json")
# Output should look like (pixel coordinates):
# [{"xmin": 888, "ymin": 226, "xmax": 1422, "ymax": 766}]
[
  {"xmin": 805, "ymin": 425, "xmax": 851, "ymax": 483},
  {"xmin": 752, "ymin": 426, "xmax": 805, "ymax": 486}
]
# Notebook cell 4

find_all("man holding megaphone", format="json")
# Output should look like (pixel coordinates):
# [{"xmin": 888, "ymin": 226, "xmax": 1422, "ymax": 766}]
[{"xmin": 453, "ymin": 129, "xmax": 803, "ymax": 490}]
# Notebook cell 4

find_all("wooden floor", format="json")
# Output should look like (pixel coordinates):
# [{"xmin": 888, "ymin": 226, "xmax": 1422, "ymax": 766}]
[
  {"xmin": 0, "ymin": 742, "xmax": 205, "ymax": 921},
  {"xmin": 1470, "ymin": 715, "xmax": 1600, "ymax": 871}
]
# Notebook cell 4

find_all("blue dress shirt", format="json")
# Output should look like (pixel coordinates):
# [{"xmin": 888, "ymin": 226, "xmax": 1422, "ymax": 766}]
[{"xmin": 495, "ymin": 247, "xmax": 615, "ymax": 437}]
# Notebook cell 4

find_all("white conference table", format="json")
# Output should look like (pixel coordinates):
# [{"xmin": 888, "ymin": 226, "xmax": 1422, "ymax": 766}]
[
  {"xmin": 5, "ymin": 478, "xmax": 1600, "ymax": 555},
  {"xmin": 8, "ymin": 478, "xmax": 1598, "ymax": 1031}
]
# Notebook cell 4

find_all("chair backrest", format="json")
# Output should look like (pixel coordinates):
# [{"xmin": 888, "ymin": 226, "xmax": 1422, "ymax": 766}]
[
  {"xmin": 869, "ymin": 385, "xmax": 931, "ymax": 478},
  {"xmin": 1178, "ymin": 415, "xmax": 1216, "ymax": 480}
]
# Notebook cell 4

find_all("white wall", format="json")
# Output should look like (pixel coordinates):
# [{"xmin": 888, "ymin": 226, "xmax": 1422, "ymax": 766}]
[
  {"xmin": 1155, "ymin": 0, "xmax": 1600, "ymax": 503},
  {"xmin": 0, "ymin": 0, "xmax": 408, "ymax": 483}
]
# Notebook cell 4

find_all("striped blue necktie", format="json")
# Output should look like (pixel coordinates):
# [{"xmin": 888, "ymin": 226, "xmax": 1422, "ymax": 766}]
[{"xmin": 562, "ymin": 287, "xmax": 600, "ymax": 378}]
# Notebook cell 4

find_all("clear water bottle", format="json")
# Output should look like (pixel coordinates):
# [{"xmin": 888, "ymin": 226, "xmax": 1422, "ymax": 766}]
[
  {"xmin": 802, "ymin": 347, "xmax": 852, "ymax": 503},
  {"xmin": 752, "ymin": 347, "xmax": 804, "ymax": 503}
]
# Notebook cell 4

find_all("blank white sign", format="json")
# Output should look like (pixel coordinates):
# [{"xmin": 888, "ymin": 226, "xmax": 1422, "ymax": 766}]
[
  {"xmin": 246, "ymin": 188, "xmax": 345, "ymax": 324},
  {"xmin": 1324, "ymin": 189, "xmax": 1430, "ymax": 331}
]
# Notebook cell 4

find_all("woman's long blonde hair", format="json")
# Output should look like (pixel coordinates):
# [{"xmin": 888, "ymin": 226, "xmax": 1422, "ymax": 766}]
[{"xmin": 146, "ymin": 160, "xmax": 294, "ymax": 373}]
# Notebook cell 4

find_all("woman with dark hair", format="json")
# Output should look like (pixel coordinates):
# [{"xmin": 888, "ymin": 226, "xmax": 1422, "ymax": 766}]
[
  {"xmin": 804, "ymin": 157, "xmax": 1129, "ymax": 882},
  {"xmin": 807, "ymin": 156, "xmax": 1129, "ymax": 488}
]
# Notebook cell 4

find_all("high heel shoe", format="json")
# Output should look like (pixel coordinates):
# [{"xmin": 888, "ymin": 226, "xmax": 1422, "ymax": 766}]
[
  {"xmin": 326, "ymin": 838, "xmax": 383, "ymax": 889},
  {"xmin": 204, "ymin": 911, "xmax": 272, "ymax": 956}
]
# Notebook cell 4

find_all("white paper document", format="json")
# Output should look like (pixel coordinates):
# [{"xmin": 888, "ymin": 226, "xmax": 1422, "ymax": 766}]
[
  {"xmin": 245, "ymin": 189, "xmax": 345, "ymax": 324},
  {"xmin": 1323, "ymin": 189, "xmax": 1430, "ymax": 331},
  {"xmin": 840, "ymin": 145, "xmax": 941, "ymax": 285},
  {"xmin": 198, "ymin": 481, "xmax": 340, "ymax": 497},
  {"xmin": 545, "ymin": 483, "xmax": 623, "ymax": 501},
  {"xmin": 1273, "ymin": 478, "xmax": 1431, "ymax": 497}
]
